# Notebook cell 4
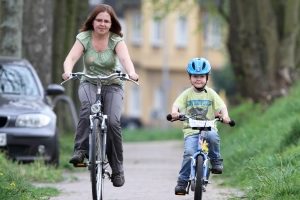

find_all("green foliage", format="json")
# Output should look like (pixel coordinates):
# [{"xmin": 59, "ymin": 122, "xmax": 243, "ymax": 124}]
[
  {"xmin": 0, "ymin": 154, "xmax": 59, "ymax": 200},
  {"xmin": 211, "ymin": 65, "xmax": 237, "ymax": 97},
  {"xmin": 123, "ymin": 127, "xmax": 183, "ymax": 142},
  {"xmin": 220, "ymin": 81, "xmax": 300, "ymax": 199}
]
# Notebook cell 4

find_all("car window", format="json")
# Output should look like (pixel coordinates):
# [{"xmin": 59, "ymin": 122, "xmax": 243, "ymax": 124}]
[{"xmin": 0, "ymin": 64, "xmax": 40, "ymax": 96}]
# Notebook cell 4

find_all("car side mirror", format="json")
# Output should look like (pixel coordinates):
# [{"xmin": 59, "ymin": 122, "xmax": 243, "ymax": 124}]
[{"xmin": 46, "ymin": 84, "xmax": 65, "ymax": 96}]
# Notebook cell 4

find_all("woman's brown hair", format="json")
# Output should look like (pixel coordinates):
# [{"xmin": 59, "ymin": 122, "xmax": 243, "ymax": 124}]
[{"xmin": 80, "ymin": 4, "xmax": 123, "ymax": 37}]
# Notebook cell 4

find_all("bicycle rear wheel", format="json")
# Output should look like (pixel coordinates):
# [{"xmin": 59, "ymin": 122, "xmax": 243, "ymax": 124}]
[
  {"xmin": 90, "ymin": 118, "xmax": 104, "ymax": 200},
  {"xmin": 194, "ymin": 155, "xmax": 204, "ymax": 200}
]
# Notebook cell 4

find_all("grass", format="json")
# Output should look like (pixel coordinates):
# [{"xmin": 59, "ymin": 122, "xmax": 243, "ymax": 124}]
[
  {"xmin": 0, "ymin": 153, "xmax": 60, "ymax": 200},
  {"xmin": 219, "ymin": 81, "xmax": 300, "ymax": 199},
  {"xmin": 1, "ymin": 81, "xmax": 300, "ymax": 199},
  {"xmin": 123, "ymin": 127, "xmax": 182, "ymax": 142}
]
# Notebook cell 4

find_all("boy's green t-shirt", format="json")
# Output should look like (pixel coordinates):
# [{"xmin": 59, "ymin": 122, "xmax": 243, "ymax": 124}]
[
  {"xmin": 173, "ymin": 86, "xmax": 226, "ymax": 137},
  {"xmin": 76, "ymin": 30, "xmax": 123, "ymax": 85}
]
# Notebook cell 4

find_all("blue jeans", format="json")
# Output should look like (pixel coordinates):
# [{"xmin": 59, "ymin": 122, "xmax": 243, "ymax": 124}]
[{"xmin": 178, "ymin": 130, "xmax": 221, "ymax": 182}]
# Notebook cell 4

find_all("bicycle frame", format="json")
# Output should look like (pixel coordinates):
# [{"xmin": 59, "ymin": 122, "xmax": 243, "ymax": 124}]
[
  {"xmin": 189, "ymin": 128, "xmax": 211, "ymax": 193},
  {"xmin": 88, "ymin": 80, "xmax": 109, "ymax": 200},
  {"xmin": 187, "ymin": 128, "xmax": 210, "ymax": 193}
]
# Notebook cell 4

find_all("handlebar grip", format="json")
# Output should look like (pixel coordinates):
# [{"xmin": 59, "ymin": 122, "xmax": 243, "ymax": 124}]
[
  {"xmin": 229, "ymin": 120, "xmax": 235, "ymax": 127},
  {"xmin": 166, "ymin": 114, "xmax": 172, "ymax": 121},
  {"xmin": 166, "ymin": 114, "xmax": 186, "ymax": 121}
]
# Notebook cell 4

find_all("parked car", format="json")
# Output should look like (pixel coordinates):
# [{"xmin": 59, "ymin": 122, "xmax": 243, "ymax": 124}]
[
  {"xmin": 121, "ymin": 115, "xmax": 143, "ymax": 129},
  {"xmin": 0, "ymin": 56, "xmax": 64, "ymax": 166}
]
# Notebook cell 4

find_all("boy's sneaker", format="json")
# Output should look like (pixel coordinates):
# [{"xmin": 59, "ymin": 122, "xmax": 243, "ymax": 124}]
[
  {"xmin": 175, "ymin": 180, "xmax": 188, "ymax": 195},
  {"xmin": 111, "ymin": 172, "xmax": 125, "ymax": 187},
  {"xmin": 211, "ymin": 158, "xmax": 223, "ymax": 174}
]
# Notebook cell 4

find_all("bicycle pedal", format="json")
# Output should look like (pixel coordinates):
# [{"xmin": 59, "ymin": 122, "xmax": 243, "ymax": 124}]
[
  {"xmin": 175, "ymin": 192, "xmax": 186, "ymax": 196},
  {"xmin": 73, "ymin": 162, "xmax": 87, "ymax": 167},
  {"xmin": 104, "ymin": 170, "xmax": 111, "ymax": 179}
]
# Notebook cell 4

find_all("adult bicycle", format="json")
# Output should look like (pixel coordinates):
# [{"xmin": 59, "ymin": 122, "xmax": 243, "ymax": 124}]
[
  {"xmin": 166, "ymin": 114, "xmax": 235, "ymax": 200},
  {"xmin": 61, "ymin": 71, "xmax": 138, "ymax": 200}
]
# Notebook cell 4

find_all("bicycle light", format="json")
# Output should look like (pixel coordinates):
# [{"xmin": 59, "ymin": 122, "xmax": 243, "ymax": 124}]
[{"xmin": 91, "ymin": 104, "xmax": 101, "ymax": 114}]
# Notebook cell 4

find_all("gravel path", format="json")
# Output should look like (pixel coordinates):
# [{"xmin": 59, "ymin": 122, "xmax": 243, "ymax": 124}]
[{"xmin": 46, "ymin": 141, "xmax": 243, "ymax": 200}]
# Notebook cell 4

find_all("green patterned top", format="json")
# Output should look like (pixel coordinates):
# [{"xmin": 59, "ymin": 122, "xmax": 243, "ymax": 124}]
[
  {"xmin": 173, "ymin": 86, "xmax": 226, "ymax": 137},
  {"xmin": 76, "ymin": 30, "xmax": 123, "ymax": 85}
]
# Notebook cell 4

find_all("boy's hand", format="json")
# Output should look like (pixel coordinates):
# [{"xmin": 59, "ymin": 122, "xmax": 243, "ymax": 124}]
[
  {"xmin": 215, "ymin": 112, "xmax": 231, "ymax": 124},
  {"xmin": 222, "ymin": 116, "xmax": 231, "ymax": 124},
  {"xmin": 170, "ymin": 112, "xmax": 180, "ymax": 121}
]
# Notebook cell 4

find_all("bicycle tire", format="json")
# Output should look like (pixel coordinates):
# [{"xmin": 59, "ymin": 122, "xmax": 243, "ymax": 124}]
[
  {"xmin": 90, "ymin": 118, "xmax": 104, "ymax": 200},
  {"xmin": 194, "ymin": 155, "xmax": 204, "ymax": 200}
]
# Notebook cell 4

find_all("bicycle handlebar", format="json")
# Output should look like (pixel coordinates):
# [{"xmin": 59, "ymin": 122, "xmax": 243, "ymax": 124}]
[
  {"xmin": 166, "ymin": 114, "xmax": 236, "ymax": 127},
  {"xmin": 60, "ymin": 71, "xmax": 139, "ymax": 85}
]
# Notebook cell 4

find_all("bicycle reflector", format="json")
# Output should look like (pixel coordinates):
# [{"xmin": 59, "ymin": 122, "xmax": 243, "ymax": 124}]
[{"xmin": 91, "ymin": 104, "xmax": 101, "ymax": 114}]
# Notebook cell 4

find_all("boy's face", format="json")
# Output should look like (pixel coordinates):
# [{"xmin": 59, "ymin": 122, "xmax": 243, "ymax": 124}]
[{"xmin": 190, "ymin": 74, "xmax": 207, "ymax": 88}]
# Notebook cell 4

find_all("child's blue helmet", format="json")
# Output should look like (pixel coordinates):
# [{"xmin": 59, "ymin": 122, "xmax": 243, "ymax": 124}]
[{"xmin": 186, "ymin": 57, "xmax": 211, "ymax": 75}]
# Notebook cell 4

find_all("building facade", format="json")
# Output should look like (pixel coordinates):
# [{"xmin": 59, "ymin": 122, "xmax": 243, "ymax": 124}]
[{"xmin": 104, "ymin": 0, "xmax": 227, "ymax": 127}]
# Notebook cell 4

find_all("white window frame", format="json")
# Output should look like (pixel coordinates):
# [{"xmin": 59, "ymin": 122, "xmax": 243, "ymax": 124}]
[
  {"xmin": 128, "ymin": 85, "xmax": 140, "ymax": 117},
  {"xmin": 203, "ymin": 13, "xmax": 222, "ymax": 49},
  {"xmin": 175, "ymin": 15, "xmax": 188, "ymax": 48},
  {"xmin": 151, "ymin": 18, "xmax": 163, "ymax": 48},
  {"xmin": 130, "ymin": 11, "xmax": 142, "ymax": 46}
]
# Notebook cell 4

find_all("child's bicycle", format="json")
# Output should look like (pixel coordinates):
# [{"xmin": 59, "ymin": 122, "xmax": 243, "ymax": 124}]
[
  {"xmin": 61, "ymin": 71, "xmax": 138, "ymax": 200},
  {"xmin": 166, "ymin": 114, "xmax": 235, "ymax": 200}
]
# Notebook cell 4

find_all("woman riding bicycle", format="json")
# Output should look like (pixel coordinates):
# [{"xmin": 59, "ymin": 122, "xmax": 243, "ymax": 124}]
[
  {"xmin": 169, "ymin": 57, "xmax": 231, "ymax": 195},
  {"xmin": 62, "ymin": 4, "xmax": 138, "ymax": 187}
]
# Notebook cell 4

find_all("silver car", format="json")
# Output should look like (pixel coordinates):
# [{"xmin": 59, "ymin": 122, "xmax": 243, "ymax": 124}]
[{"xmin": 0, "ymin": 56, "xmax": 64, "ymax": 166}]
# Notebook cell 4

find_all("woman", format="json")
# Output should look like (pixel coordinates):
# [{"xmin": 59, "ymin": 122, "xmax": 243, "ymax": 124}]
[{"xmin": 62, "ymin": 4, "xmax": 138, "ymax": 187}]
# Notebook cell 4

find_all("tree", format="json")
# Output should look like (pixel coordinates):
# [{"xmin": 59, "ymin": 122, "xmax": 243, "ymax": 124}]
[
  {"xmin": 0, "ymin": 0, "xmax": 23, "ymax": 57},
  {"xmin": 226, "ymin": 0, "xmax": 300, "ymax": 102},
  {"xmin": 22, "ymin": 0, "xmax": 54, "ymax": 86},
  {"xmin": 52, "ymin": 0, "xmax": 89, "ymax": 133}
]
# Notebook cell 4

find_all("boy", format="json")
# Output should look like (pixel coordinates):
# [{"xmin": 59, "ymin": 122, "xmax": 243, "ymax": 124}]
[{"xmin": 170, "ymin": 57, "xmax": 231, "ymax": 195}]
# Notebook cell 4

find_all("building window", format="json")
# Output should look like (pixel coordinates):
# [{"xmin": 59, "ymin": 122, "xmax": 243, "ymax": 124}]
[
  {"xmin": 151, "ymin": 87, "xmax": 164, "ymax": 119},
  {"xmin": 131, "ymin": 11, "xmax": 142, "ymax": 46},
  {"xmin": 151, "ymin": 18, "xmax": 163, "ymax": 47},
  {"xmin": 175, "ymin": 15, "xmax": 188, "ymax": 48},
  {"xmin": 128, "ymin": 85, "xmax": 140, "ymax": 117},
  {"xmin": 203, "ymin": 13, "xmax": 222, "ymax": 49}
]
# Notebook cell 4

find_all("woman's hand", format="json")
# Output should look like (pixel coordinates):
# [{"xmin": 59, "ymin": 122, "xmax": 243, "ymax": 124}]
[
  {"xmin": 129, "ymin": 72, "xmax": 139, "ymax": 81},
  {"xmin": 62, "ymin": 72, "xmax": 71, "ymax": 80}
]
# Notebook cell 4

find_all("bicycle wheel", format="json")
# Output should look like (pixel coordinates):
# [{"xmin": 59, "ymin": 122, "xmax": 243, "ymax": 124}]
[
  {"xmin": 194, "ymin": 155, "xmax": 204, "ymax": 200},
  {"xmin": 90, "ymin": 118, "xmax": 104, "ymax": 200}
]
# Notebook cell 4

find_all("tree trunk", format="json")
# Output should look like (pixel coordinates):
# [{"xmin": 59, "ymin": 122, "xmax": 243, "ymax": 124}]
[
  {"xmin": 0, "ymin": 0, "xmax": 23, "ymax": 57},
  {"xmin": 22, "ymin": 0, "xmax": 54, "ymax": 86},
  {"xmin": 228, "ymin": 0, "xmax": 300, "ymax": 102},
  {"xmin": 52, "ymin": 0, "xmax": 89, "ymax": 133}
]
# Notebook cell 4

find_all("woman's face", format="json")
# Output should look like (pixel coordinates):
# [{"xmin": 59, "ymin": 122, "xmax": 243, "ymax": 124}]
[
  {"xmin": 190, "ymin": 74, "xmax": 207, "ymax": 89},
  {"xmin": 93, "ymin": 11, "xmax": 112, "ymax": 35}
]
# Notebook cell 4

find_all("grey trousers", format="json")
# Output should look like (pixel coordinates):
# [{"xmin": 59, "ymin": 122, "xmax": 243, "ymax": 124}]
[{"xmin": 74, "ymin": 81, "xmax": 124, "ymax": 174}]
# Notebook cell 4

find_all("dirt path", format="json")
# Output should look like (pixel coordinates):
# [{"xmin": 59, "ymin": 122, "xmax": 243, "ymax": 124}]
[{"xmin": 45, "ymin": 141, "xmax": 243, "ymax": 200}]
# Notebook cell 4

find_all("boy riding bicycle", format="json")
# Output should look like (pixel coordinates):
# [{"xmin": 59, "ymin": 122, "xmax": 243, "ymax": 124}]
[{"xmin": 169, "ymin": 57, "xmax": 232, "ymax": 195}]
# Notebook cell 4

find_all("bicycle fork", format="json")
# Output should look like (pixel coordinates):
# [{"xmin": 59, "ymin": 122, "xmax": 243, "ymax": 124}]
[{"xmin": 188, "ymin": 152, "xmax": 210, "ymax": 192}]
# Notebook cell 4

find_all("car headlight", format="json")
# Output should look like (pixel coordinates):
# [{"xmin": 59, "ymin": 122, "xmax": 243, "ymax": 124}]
[{"xmin": 16, "ymin": 114, "xmax": 51, "ymax": 127}]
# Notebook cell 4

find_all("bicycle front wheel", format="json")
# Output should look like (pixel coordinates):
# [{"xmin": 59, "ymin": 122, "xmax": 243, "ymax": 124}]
[
  {"xmin": 194, "ymin": 155, "xmax": 204, "ymax": 200},
  {"xmin": 90, "ymin": 118, "xmax": 104, "ymax": 200}
]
